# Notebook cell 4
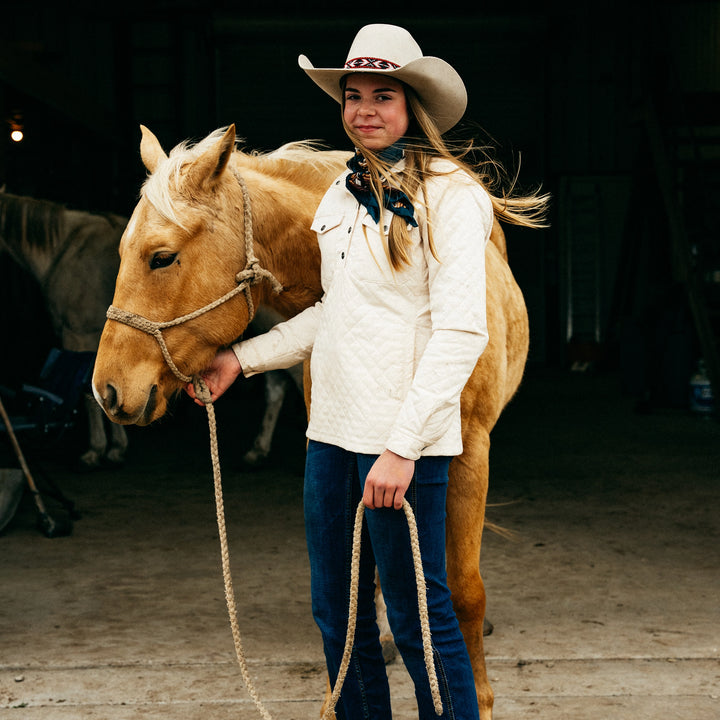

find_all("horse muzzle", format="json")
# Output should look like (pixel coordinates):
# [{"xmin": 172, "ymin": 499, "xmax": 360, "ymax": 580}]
[{"xmin": 92, "ymin": 375, "xmax": 162, "ymax": 426}]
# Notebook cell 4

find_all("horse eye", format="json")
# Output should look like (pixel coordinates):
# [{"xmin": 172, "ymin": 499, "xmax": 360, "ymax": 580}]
[{"xmin": 150, "ymin": 252, "xmax": 178, "ymax": 270}]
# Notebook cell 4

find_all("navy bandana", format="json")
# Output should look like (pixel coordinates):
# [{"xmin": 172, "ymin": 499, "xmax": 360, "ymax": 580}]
[{"xmin": 345, "ymin": 144, "xmax": 418, "ymax": 227}]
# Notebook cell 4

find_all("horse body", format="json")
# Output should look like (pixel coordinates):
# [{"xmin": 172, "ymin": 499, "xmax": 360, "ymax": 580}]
[
  {"xmin": 0, "ymin": 191, "xmax": 129, "ymax": 467},
  {"xmin": 93, "ymin": 125, "xmax": 529, "ymax": 720}
]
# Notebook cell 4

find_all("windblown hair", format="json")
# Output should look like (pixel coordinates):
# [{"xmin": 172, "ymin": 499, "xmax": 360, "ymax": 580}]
[{"xmin": 341, "ymin": 80, "xmax": 551, "ymax": 270}]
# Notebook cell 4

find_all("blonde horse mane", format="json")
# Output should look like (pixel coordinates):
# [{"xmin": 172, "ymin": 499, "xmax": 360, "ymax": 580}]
[{"xmin": 141, "ymin": 128, "xmax": 349, "ymax": 229}]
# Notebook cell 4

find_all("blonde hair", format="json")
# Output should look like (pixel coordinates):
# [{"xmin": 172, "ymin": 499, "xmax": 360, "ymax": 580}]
[{"xmin": 340, "ymin": 80, "xmax": 550, "ymax": 271}]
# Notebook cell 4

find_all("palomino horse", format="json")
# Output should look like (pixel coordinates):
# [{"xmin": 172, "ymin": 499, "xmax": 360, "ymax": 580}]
[
  {"xmin": 0, "ymin": 190, "xmax": 129, "ymax": 467},
  {"xmin": 0, "ymin": 190, "xmax": 294, "ymax": 469},
  {"xmin": 92, "ymin": 125, "xmax": 530, "ymax": 720}
]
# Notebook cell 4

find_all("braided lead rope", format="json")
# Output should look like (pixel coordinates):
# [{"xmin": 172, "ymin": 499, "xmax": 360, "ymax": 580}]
[
  {"xmin": 400, "ymin": 500, "xmax": 444, "ymax": 716},
  {"xmin": 194, "ymin": 375, "xmax": 274, "ymax": 720},
  {"xmin": 231, "ymin": 169, "xmax": 283, "ymax": 319},
  {"xmin": 321, "ymin": 501, "xmax": 443, "ymax": 718}
]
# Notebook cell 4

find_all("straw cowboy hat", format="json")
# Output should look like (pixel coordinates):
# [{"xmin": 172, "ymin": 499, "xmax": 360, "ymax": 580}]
[{"xmin": 298, "ymin": 24, "xmax": 467, "ymax": 134}]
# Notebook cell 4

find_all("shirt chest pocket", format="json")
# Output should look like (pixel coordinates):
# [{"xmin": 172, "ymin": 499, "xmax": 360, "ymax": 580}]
[
  {"xmin": 348, "ymin": 218, "xmax": 398, "ymax": 285},
  {"xmin": 349, "ymin": 216, "xmax": 426, "ymax": 291},
  {"xmin": 313, "ymin": 211, "xmax": 423, "ymax": 290},
  {"xmin": 312, "ymin": 213, "xmax": 349, "ymax": 291}
]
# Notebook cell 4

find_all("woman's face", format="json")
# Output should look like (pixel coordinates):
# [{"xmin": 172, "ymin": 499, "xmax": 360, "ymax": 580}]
[{"xmin": 343, "ymin": 74, "xmax": 410, "ymax": 151}]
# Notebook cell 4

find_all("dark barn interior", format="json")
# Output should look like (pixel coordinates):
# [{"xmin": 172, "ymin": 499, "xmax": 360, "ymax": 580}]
[
  {"xmin": 1, "ymin": 2, "xmax": 719, "ymax": 719},
  {"xmin": 2, "ymin": 1, "xmax": 719, "ymax": 394}
]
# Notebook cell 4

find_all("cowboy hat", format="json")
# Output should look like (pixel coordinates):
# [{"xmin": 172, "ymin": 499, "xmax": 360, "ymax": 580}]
[{"xmin": 298, "ymin": 24, "xmax": 467, "ymax": 134}]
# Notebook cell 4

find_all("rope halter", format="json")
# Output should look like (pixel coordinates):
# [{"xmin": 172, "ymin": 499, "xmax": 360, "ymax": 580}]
[{"xmin": 105, "ymin": 169, "xmax": 282, "ymax": 397}]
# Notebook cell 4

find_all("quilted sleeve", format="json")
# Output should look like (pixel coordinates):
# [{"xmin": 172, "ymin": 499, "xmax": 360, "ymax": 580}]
[
  {"xmin": 385, "ymin": 173, "xmax": 492, "ymax": 460},
  {"xmin": 232, "ymin": 301, "xmax": 322, "ymax": 378}
]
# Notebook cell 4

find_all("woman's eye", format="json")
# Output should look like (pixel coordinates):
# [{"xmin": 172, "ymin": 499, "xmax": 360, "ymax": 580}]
[{"xmin": 149, "ymin": 252, "xmax": 178, "ymax": 270}]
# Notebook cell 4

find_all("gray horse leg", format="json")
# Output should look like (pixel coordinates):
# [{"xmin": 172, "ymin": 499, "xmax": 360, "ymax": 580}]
[
  {"xmin": 106, "ymin": 423, "xmax": 128, "ymax": 465},
  {"xmin": 242, "ymin": 370, "xmax": 290, "ymax": 467},
  {"xmin": 80, "ymin": 394, "xmax": 107, "ymax": 468},
  {"xmin": 242, "ymin": 360, "xmax": 305, "ymax": 468},
  {"xmin": 79, "ymin": 395, "xmax": 128, "ymax": 467}
]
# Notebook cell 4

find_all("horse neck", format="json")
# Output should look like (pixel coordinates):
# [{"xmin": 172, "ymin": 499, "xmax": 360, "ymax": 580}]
[
  {"xmin": 0, "ymin": 195, "xmax": 70, "ymax": 287},
  {"xmin": 234, "ymin": 156, "xmax": 327, "ymax": 319}
]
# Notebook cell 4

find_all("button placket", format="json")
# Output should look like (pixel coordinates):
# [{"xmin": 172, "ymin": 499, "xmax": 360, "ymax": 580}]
[{"xmin": 340, "ymin": 205, "xmax": 362, "ymax": 265}]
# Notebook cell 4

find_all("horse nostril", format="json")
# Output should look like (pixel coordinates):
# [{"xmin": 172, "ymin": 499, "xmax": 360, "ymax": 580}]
[
  {"xmin": 145, "ymin": 384, "xmax": 158, "ymax": 419},
  {"xmin": 105, "ymin": 383, "xmax": 119, "ymax": 412}
]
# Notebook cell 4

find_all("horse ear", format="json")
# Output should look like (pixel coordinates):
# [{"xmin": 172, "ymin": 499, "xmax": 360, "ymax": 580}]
[
  {"xmin": 139, "ymin": 125, "xmax": 168, "ymax": 173},
  {"xmin": 186, "ymin": 124, "xmax": 237, "ymax": 189}
]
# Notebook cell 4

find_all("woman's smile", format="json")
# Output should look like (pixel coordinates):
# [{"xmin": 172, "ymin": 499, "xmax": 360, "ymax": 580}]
[{"xmin": 343, "ymin": 74, "xmax": 409, "ymax": 150}]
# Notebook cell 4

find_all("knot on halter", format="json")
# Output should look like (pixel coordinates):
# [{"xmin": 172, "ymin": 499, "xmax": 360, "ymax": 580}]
[
  {"xmin": 236, "ymin": 261, "xmax": 283, "ymax": 295},
  {"xmin": 235, "ymin": 260, "xmax": 283, "ymax": 321},
  {"xmin": 192, "ymin": 376, "xmax": 214, "ymax": 405}
]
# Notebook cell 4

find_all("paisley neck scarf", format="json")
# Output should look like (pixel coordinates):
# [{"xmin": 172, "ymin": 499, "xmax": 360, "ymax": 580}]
[{"xmin": 345, "ymin": 143, "xmax": 418, "ymax": 227}]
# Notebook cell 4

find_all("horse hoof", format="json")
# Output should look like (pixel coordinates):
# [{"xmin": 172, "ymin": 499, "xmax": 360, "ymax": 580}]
[
  {"xmin": 105, "ymin": 449, "xmax": 127, "ymax": 466},
  {"xmin": 483, "ymin": 617, "xmax": 494, "ymax": 636},
  {"xmin": 240, "ymin": 448, "xmax": 269, "ymax": 469},
  {"xmin": 78, "ymin": 451, "xmax": 102, "ymax": 470}
]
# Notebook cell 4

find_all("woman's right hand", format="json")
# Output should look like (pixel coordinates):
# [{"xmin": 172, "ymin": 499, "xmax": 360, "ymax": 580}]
[{"xmin": 185, "ymin": 348, "xmax": 243, "ymax": 406}]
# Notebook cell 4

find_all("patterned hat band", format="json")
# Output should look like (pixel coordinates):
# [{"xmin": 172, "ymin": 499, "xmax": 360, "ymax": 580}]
[{"xmin": 344, "ymin": 57, "xmax": 401, "ymax": 71}]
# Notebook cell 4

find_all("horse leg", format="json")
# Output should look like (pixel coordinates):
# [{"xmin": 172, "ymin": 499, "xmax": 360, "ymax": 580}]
[
  {"xmin": 446, "ymin": 429, "xmax": 494, "ymax": 720},
  {"xmin": 320, "ymin": 676, "xmax": 334, "ymax": 719},
  {"xmin": 374, "ymin": 573, "xmax": 398, "ymax": 664},
  {"xmin": 242, "ymin": 370, "xmax": 289, "ymax": 467},
  {"xmin": 106, "ymin": 422, "xmax": 128, "ymax": 465},
  {"xmin": 79, "ymin": 394, "xmax": 108, "ymax": 468}
]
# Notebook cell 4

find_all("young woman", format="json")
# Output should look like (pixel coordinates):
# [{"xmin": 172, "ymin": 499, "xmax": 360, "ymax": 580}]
[{"xmin": 189, "ymin": 24, "xmax": 548, "ymax": 719}]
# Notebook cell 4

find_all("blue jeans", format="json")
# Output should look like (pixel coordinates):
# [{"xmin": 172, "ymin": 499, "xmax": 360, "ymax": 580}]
[{"xmin": 304, "ymin": 440, "xmax": 479, "ymax": 720}]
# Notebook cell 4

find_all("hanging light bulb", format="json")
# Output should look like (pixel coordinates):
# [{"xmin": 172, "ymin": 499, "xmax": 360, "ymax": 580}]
[{"xmin": 8, "ymin": 112, "xmax": 24, "ymax": 143}]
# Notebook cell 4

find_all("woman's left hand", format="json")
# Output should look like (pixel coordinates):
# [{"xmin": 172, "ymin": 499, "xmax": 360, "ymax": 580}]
[{"xmin": 363, "ymin": 450, "xmax": 415, "ymax": 510}]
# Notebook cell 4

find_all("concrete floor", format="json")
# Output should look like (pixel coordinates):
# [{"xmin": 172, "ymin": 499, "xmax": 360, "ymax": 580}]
[{"xmin": 1, "ymin": 369, "xmax": 719, "ymax": 719}]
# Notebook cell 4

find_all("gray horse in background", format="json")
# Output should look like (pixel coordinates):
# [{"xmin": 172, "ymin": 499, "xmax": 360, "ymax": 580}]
[
  {"xmin": 0, "ymin": 189, "xmax": 129, "ymax": 467},
  {"xmin": 0, "ymin": 189, "xmax": 295, "ymax": 468}
]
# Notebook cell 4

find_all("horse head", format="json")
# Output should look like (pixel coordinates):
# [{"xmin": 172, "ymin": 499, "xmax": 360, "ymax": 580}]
[{"xmin": 93, "ymin": 124, "xmax": 268, "ymax": 425}]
